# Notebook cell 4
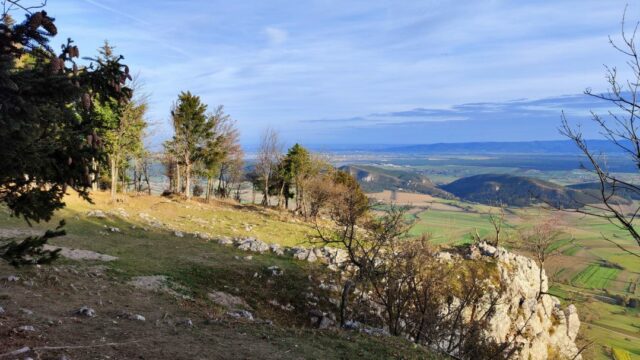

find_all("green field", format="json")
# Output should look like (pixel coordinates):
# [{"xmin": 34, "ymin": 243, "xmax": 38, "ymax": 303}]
[
  {"xmin": 572, "ymin": 265, "xmax": 622, "ymax": 289},
  {"xmin": 407, "ymin": 209, "xmax": 494, "ymax": 244}
]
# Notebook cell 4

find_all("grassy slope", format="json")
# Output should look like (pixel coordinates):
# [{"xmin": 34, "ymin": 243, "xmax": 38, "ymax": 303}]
[{"xmin": 0, "ymin": 191, "xmax": 437, "ymax": 359}]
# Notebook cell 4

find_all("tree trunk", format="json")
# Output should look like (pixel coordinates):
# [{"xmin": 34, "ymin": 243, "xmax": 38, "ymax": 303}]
[
  {"xmin": 185, "ymin": 161, "xmax": 192, "ymax": 199},
  {"xmin": 132, "ymin": 159, "xmax": 138, "ymax": 193},
  {"xmin": 143, "ymin": 163, "xmax": 151, "ymax": 195},
  {"xmin": 235, "ymin": 184, "xmax": 241, "ymax": 202},
  {"xmin": 278, "ymin": 182, "xmax": 285, "ymax": 209},
  {"xmin": 121, "ymin": 164, "xmax": 127, "ymax": 194},
  {"xmin": 262, "ymin": 176, "xmax": 269, "ymax": 206},
  {"xmin": 339, "ymin": 280, "xmax": 354, "ymax": 327},
  {"xmin": 205, "ymin": 177, "xmax": 211, "ymax": 201},
  {"xmin": 217, "ymin": 168, "xmax": 225, "ymax": 198},
  {"xmin": 91, "ymin": 157, "xmax": 98, "ymax": 191},
  {"xmin": 110, "ymin": 156, "xmax": 118, "ymax": 201},
  {"xmin": 176, "ymin": 163, "xmax": 181, "ymax": 194}
]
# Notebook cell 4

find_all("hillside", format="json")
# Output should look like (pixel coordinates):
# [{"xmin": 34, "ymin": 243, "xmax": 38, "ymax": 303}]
[
  {"xmin": 0, "ymin": 192, "xmax": 438, "ymax": 360},
  {"xmin": 441, "ymin": 174, "xmax": 612, "ymax": 207},
  {"xmin": 568, "ymin": 181, "xmax": 640, "ymax": 201},
  {"xmin": 340, "ymin": 165, "xmax": 455, "ymax": 199}
]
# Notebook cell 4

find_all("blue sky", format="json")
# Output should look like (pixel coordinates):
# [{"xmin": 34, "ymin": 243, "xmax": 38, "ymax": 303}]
[{"xmin": 41, "ymin": 0, "xmax": 637, "ymax": 148}]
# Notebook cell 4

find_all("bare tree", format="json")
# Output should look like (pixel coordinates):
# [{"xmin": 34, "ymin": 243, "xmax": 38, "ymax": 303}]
[
  {"xmin": 2, "ymin": 0, "xmax": 47, "ymax": 17},
  {"xmin": 488, "ymin": 205, "xmax": 507, "ymax": 247},
  {"xmin": 255, "ymin": 128, "xmax": 282, "ymax": 206},
  {"xmin": 512, "ymin": 216, "xmax": 563, "ymax": 295},
  {"xmin": 561, "ymin": 7, "xmax": 640, "ymax": 257}
]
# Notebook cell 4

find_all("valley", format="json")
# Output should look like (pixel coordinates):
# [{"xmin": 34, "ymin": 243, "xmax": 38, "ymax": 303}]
[{"xmin": 341, "ymin": 152, "xmax": 640, "ymax": 360}]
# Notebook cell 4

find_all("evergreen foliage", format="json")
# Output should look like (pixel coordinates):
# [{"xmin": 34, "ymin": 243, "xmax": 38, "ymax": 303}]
[
  {"xmin": 0, "ymin": 5, "xmax": 131, "ymax": 264},
  {"xmin": 169, "ymin": 91, "xmax": 213, "ymax": 199}
]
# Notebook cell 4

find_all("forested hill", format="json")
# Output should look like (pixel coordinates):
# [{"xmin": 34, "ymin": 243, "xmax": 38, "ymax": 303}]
[
  {"xmin": 441, "ymin": 173, "xmax": 627, "ymax": 208},
  {"xmin": 339, "ymin": 165, "xmax": 455, "ymax": 199}
]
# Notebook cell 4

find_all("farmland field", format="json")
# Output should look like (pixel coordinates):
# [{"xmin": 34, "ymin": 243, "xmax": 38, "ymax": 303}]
[{"xmin": 572, "ymin": 265, "xmax": 621, "ymax": 289}]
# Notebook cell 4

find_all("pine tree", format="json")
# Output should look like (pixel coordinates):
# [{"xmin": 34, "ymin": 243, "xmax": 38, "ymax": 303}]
[
  {"xmin": 0, "ymin": 7, "xmax": 132, "ymax": 265},
  {"xmin": 169, "ymin": 92, "xmax": 213, "ymax": 199},
  {"xmin": 282, "ymin": 144, "xmax": 312, "ymax": 212}
]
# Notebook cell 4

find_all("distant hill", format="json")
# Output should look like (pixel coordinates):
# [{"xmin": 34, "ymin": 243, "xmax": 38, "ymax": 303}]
[
  {"xmin": 340, "ymin": 165, "xmax": 455, "ymax": 199},
  {"xmin": 441, "ymin": 174, "xmax": 621, "ymax": 208},
  {"xmin": 567, "ymin": 182, "xmax": 640, "ymax": 201},
  {"xmin": 383, "ymin": 140, "xmax": 628, "ymax": 155}
]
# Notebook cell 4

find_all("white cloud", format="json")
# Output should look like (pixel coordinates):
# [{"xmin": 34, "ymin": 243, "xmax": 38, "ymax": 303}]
[
  {"xmin": 47, "ymin": 0, "xmax": 639, "ymax": 146},
  {"xmin": 264, "ymin": 26, "xmax": 288, "ymax": 45}
]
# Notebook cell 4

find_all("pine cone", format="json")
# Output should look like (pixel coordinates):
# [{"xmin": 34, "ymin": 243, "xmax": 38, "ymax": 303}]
[
  {"xmin": 82, "ymin": 93, "xmax": 91, "ymax": 110},
  {"xmin": 28, "ymin": 12, "xmax": 44, "ymax": 31},
  {"xmin": 68, "ymin": 46, "xmax": 79, "ymax": 58},
  {"xmin": 41, "ymin": 17, "xmax": 57, "ymax": 35}
]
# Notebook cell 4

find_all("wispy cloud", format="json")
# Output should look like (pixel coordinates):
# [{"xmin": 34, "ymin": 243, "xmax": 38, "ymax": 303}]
[
  {"xmin": 46, "ymin": 0, "xmax": 636, "ymax": 147},
  {"xmin": 264, "ymin": 27, "xmax": 288, "ymax": 45},
  {"xmin": 82, "ymin": 0, "xmax": 151, "ymax": 26}
]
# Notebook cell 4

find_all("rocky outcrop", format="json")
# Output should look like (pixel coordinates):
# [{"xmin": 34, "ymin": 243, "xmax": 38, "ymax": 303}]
[
  {"xmin": 224, "ymin": 237, "xmax": 350, "ymax": 268},
  {"xmin": 456, "ymin": 243, "xmax": 581, "ymax": 360}
]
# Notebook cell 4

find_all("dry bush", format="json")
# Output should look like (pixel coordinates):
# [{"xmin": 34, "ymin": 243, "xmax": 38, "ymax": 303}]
[{"xmin": 311, "ymin": 170, "xmax": 508, "ymax": 358}]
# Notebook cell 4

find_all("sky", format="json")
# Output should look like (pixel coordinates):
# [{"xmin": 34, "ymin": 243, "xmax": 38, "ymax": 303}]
[{"xmin": 36, "ymin": 0, "xmax": 640, "ymax": 148}]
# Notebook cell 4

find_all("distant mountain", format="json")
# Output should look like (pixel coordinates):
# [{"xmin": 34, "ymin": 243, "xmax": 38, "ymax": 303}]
[
  {"xmin": 383, "ymin": 140, "xmax": 628, "ymax": 155},
  {"xmin": 441, "ymin": 174, "xmax": 623, "ymax": 208},
  {"xmin": 340, "ymin": 165, "xmax": 455, "ymax": 199}
]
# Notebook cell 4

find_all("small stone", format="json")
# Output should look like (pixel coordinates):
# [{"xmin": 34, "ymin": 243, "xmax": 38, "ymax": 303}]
[
  {"xmin": 7, "ymin": 275, "xmax": 19, "ymax": 282},
  {"xmin": 17, "ymin": 325, "xmax": 35, "ymax": 332},
  {"xmin": 318, "ymin": 316, "xmax": 334, "ymax": 329},
  {"xmin": 0, "ymin": 306, "xmax": 5, "ymax": 314},
  {"xmin": 236, "ymin": 238, "xmax": 269, "ymax": 253},
  {"xmin": 226, "ymin": 310, "xmax": 254, "ymax": 321},
  {"xmin": 217, "ymin": 237, "xmax": 233, "ymax": 245},
  {"xmin": 109, "ymin": 227, "xmax": 120, "ymax": 233},
  {"xmin": 131, "ymin": 314, "xmax": 145, "ymax": 321},
  {"xmin": 267, "ymin": 266, "xmax": 283, "ymax": 276},
  {"xmin": 174, "ymin": 231, "xmax": 184, "ymax": 238},
  {"xmin": 87, "ymin": 210, "xmax": 107, "ymax": 218},
  {"xmin": 269, "ymin": 243, "xmax": 284, "ymax": 256},
  {"xmin": 20, "ymin": 308, "xmax": 33, "ymax": 316},
  {"xmin": 75, "ymin": 306, "xmax": 96, "ymax": 317},
  {"xmin": 184, "ymin": 319, "xmax": 193, "ymax": 327}
]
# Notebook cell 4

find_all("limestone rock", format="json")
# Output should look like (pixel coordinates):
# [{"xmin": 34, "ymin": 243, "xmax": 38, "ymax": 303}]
[
  {"xmin": 217, "ymin": 236, "xmax": 233, "ymax": 245},
  {"xmin": 43, "ymin": 245, "xmax": 117, "ymax": 262},
  {"xmin": 226, "ymin": 309, "xmax": 254, "ymax": 321},
  {"xmin": 86, "ymin": 210, "xmax": 107, "ymax": 218},
  {"xmin": 236, "ymin": 238, "xmax": 269, "ymax": 253},
  {"xmin": 208, "ymin": 290, "xmax": 250, "ymax": 310},
  {"xmin": 449, "ymin": 243, "xmax": 582, "ymax": 360},
  {"xmin": 565, "ymin": 304, "xmax": 580, "ymax": 341},
  {"xmin": 291, "ymin": 247, "xmax": 318, "ymax": 262},
  {"xmin": 269, "ymin": 243, "xmax": 285, "ymax": 256}
]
